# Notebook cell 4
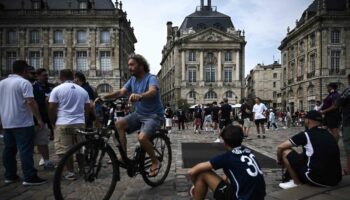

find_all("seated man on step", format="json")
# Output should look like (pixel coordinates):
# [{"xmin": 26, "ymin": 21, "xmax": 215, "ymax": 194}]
[
  {"xmin": 188, "ymin": 125, "xmax": 266, "ymax": 200},
  {"xmin": 277, "ymin": 110, "xmax": 342, "ymax": 189}
]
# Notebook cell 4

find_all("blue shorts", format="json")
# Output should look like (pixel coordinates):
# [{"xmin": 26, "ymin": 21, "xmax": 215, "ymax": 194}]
[{"xmin": 123, "ymin": 112, "xmax": 164, "ymax": 136}]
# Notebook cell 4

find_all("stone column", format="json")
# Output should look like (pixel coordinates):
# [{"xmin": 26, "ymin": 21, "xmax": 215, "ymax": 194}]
[
  {"xmin": 43, "ymin": 28, "xmax": 49, "ymax": 70},
  {"xmin": 200, "ymin": 51, "xmax": 204, "ymax": 81},
  {"xmin": 217, "ymin": 51, "xmax": 223, "ymax": 86},
  {"xmin": 181, "ymin": 50, "xmax": 185, "ymax": 81},
  {"xmin": 89, "ymin": 28, "xmax": 96, "ymax": 74},
  {"xmin": 65, "ymin": 28, "xmax": 73, "ymax": 70},
  {"xmin": 236, "ymin": 50, "xmax": 240, "ymax": 80},
  {"xmin": 218, "ymin": 51, "xmax": 222, "ymax": 81},
  {"xmin": 19, "ymin": 28, "xmax": 25, "ymax": 60}
]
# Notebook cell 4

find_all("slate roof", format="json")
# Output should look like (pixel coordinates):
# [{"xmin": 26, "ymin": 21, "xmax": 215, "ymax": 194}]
[
  {"xmin": 179, "ymin": 6, "xmax": 234, "ymax": 32},
  {"xmin": 297, "ymin": 0, "xmax": 347, "ymax": 27},
  {"xmin": 0, "ymin": 0, "xmax": 115, "ymax": 10}
]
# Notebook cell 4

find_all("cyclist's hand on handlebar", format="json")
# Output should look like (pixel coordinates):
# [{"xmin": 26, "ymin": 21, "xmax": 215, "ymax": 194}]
[{"xmin": 129, "ymin": 93, "xmax": 143, "ymax": 103}]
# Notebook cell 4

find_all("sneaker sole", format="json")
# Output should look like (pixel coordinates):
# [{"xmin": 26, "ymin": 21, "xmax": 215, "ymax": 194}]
[{"xmin": 22, "ymin": 181, "xmax": 47, "ymax": 186}]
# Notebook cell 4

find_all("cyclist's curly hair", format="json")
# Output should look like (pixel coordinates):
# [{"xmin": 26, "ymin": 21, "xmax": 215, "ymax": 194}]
[{"xmin": 128, "ymin": 54, "xmax": 150, "ymax": 73}]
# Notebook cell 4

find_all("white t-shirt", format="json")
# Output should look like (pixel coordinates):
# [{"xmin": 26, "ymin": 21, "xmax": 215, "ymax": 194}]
[
  {"xmin": 0, "ymin": 75, "xmax": 35, "ymax": 128},
  {"xmin": 253, "ymin": 103, "xmax": 267, "ymax": 120},
  {"xmin": 49, "ymin": 81, "xmax": 90, "ymax": 125}
]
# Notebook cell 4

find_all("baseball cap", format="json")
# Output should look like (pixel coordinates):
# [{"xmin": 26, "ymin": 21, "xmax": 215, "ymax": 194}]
[{"xmin": 304, "ymin": 110, "xmax": 323, "ymax": 122}]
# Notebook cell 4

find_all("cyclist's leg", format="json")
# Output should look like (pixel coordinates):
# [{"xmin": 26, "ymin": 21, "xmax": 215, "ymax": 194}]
[
  {"xmin": 138, "ymin": 114, "xmax": 163, "ymax": 176},
  {"xmin": 116, "ymin": 112, "xmax": 141, "ymax": 153}
]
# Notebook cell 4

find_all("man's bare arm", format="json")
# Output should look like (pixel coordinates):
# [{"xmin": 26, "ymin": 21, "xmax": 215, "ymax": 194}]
[
  {"xmin": 103, "ymin": 88, "xmax": 128, "ymax": 100},
  {"xmin": 84, "ymin": 103, "xmax": 91, "ymax": 122},
  {"xmin": 188, "ymin": 161, "xmax": 213, "ymax": 183},
  {"xmin": 26, "ymin": 98, "xmax": 43, "ymax": 129},
  {"xmin": 129, "ymin": 85, "xmax": 158, "ymax": 102},
  {"xmin": 276, "ymin": 140, "xmax": 293, "ymax": 164}
]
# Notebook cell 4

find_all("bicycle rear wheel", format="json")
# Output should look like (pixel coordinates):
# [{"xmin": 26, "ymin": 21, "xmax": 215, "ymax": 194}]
[
  {"xmin": 53, "ymin": 140, "xmax": 119, "ymax": 200},
  {"xmin": 140, "ymin": 134, "xmax": 172, "ymax": 187}
]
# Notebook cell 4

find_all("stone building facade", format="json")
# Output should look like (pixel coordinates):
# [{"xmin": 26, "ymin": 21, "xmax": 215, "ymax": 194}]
[
  {"xmin": 159, "ymin": 0, "xmax": 246, "ymax": 108},
  {"xmin": 0, "ymin": 0, "xmax": 136, "ymax": 94},
  {"xmin": 279, "ymin": 0, "xmax": 350, "ymax": 113},
  {"xmin": 246, "ymin": 61, "xmax": 282, "ymax": 109}
]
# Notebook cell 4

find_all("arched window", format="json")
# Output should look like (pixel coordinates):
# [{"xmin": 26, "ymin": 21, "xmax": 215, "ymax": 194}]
[
  {"xmin": 97, "ymin": 84, "xmax": 112, "ymax": 94},
  {"xmin": 189, "ymin": 91, "xmax": 196, "ymax": 99},
  {"xmin": 205, "ymin": 91, "xmax": 217, "ymax": 99},
  {"xmin": 225, "ymin": 91, "xmax": 234, "ymax": 98}
]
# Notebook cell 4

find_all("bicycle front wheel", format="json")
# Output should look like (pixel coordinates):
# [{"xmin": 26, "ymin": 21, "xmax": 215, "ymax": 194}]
[
  {"xmin": 140, "ymin": 134, "xmax": 172, "ymax": 187},
  {"xmin": 53, "ymin": 140, "xmax": 119, "ymax": 200}
]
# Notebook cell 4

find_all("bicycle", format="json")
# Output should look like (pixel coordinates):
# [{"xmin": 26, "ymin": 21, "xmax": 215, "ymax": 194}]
[{"xmin": 53, "ymin": 99, "xmax": 172, "ymax": 200}]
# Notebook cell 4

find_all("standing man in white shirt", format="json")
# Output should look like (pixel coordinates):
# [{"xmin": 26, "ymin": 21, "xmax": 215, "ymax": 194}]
[
  {"xmin": 253, "ymin": 97, "xmax": 268, "ymax": 139},
  {"xmin": 48, "ymin": 69, "xmax": 90, "ymax": 180},
  {"xmin": 0, "ymin": 60, "xmax": 46, "ymax": 186}
]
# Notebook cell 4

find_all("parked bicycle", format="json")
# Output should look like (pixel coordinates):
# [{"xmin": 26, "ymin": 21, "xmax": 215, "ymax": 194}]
[{"xmin": 53, "ymin": 99, "xmax": 172, "ymax": 200}]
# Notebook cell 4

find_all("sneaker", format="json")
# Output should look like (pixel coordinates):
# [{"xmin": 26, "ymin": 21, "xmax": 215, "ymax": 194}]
[
  {"xmin": 43, "ymin": 161, "xmax": 55, "ymax": 170},
  {"xmin": 214, "ymin": 138, "xmax": 221, "ymax": 143},
  {"xmin": 64, "ymin": 172, "xmax": 76, "ymax": 181},
  {"xmin": 38, "ymin": 158, "xmax": 45, "ymax": 166},
  {"xmin": 257, "ymin": 135, "xmax": 261, "ymax": 138},
  {"xmin": 4, "ymin": 175, "xmax": 20, "ymax": 184},
  {"xmin": 22, "ymin": 175, "xmax": 47, "ymax": 186},
  {"xmin": 262, "ymin": 135, "xmax": 266, "ymax": 139},
  {"xmin": 279, "ymin": 180, "xmax": 298, "ymax": 189}
]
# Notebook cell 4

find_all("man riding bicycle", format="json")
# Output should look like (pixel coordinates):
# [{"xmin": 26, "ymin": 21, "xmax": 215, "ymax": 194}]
[{"xmin": 103, "ymin": 54, "xmax": 164, "ymax": 177}]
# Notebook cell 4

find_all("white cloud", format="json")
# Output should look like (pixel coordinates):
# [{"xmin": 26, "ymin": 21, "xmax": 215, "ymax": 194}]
[{"xmin": 122, "ymin": 0, "xmax": 313, "ymax": 75}]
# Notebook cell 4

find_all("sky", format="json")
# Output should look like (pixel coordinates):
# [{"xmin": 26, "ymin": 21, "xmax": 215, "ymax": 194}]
[{"xmin": 121, "ymin": 0, "xmax": 314, "ymax": 76}]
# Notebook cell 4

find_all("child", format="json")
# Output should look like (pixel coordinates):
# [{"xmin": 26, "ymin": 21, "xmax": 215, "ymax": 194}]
[{"xmin": 188, "ymin": 125, "xmax": 266, "ymax": 200}]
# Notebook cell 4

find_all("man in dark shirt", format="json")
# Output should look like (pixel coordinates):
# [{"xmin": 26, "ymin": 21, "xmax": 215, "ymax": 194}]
[
  {"xmin": 188, "ymin": 125, "xmax": 266, "ymax": 200},
  {"xmin": 176, "ymin": 107, "xmax": 186, "ymax": 131},
  {"xmin": 337, "ymin": 74, "xmax": 350, "ymax": 175},
  {"xmin": 74, "ymin": 72, "xmax": 96, "ymax": 128},
  {"xmin": 240, "ymin": 98, "xmax": 253, "ymax": 139},
  {"xmin": 220, "ymin": 98, "xmax": 232, "ymax": 129},
  {"xmin": 277, "ymin": 110, "xmax": 342, "ymax": 189},
  {"xmin": 193, "ymin": 105, "xmax": 203, "ymax": 134},
  {"xmin": 320, "ymin": 83, "xmax": 341, "ymax": 141},
  {"xmin": 36, "ymin": 68, "xmax": 56, "ymax": 140},
  {"xmin": 28, "ymin": 67, "xmax": 55, "ymax": 169},
  {"xmin": 212, "ymin": 101, "xmax": 220, "ymax": 135}
]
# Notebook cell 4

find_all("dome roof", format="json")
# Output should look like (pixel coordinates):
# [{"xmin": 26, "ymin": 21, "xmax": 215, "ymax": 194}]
[
  {"xmin": 179, "ymin": 4, "xmax": 234, "ymax": 32},
  {"xmin": 297, "ymin": 0, "xmax": 347, "ymax": 27}
]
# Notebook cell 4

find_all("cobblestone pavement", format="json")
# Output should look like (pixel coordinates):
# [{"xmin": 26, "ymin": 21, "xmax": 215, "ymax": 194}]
[{"xmin": 0, "ymin": 123, "xmax": 347, "ymax": 199}]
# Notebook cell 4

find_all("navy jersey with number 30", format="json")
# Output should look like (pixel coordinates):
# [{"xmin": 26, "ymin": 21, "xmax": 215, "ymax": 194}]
[{"xmin": 210, "ymin": 146, "xmax": 266, "ymax": 200}]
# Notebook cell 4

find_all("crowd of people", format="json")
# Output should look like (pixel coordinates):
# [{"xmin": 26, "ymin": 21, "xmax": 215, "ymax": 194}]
[{"xmin": 0, "ymin": 56, "xmax": 349, "ymax": 200}]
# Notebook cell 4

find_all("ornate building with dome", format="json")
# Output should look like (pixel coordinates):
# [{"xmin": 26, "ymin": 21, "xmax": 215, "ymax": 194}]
[
  {"xmin": 0, "ymin": 0, "xmax": 136, "ymax": 94},
  {"xmin": 158, "ymin": 0, "xmax": 246, "ymax": 107},
  {"xmin": 279, "ymin": 0, "xmax": 350, "ymax": 113}
]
